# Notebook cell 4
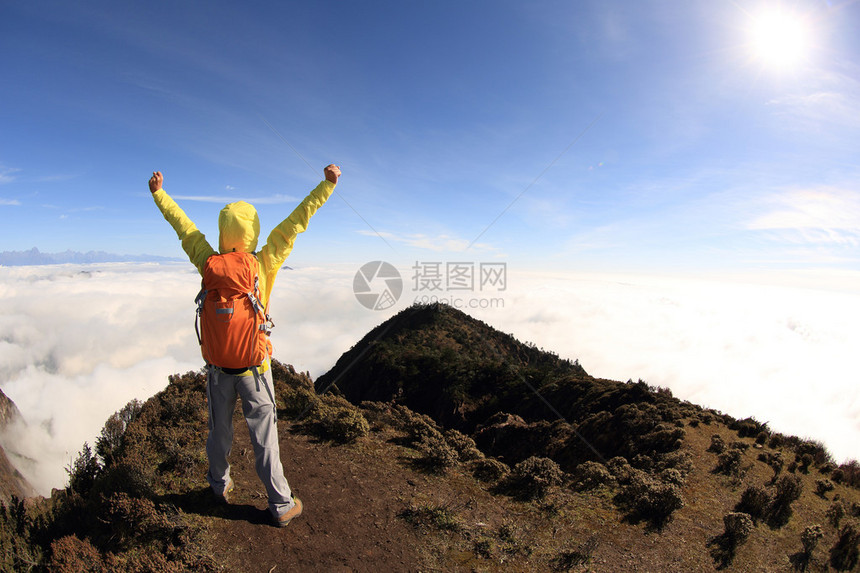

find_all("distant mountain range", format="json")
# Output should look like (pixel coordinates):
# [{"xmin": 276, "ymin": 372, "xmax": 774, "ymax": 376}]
[{"xmin": 0, "ymin": 247, "xmax": 182, "ymax": 266}]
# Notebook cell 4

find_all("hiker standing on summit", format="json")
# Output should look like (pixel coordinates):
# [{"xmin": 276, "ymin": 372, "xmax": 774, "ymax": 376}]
[{"xmin": 148, "ymin": 164, "xmax": 340, "ymax": 527}]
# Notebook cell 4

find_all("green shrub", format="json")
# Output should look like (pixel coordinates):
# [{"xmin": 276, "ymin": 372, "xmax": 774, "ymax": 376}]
[
  {"xmin": 709, "ymin": 512, "xmax": 753, "ymax": 568},
  {"xmin": 269, "ymin": 360, "xmax": 320, "ymax": 419},
  {"xmin": 800, "ymin": 453, "xmax": 814, "ymax": 474},
  {"xmin": 48, "ymin": 535, "xmax": 105, "ymax": 573},
  {"xmin": 572, "ymin": 461, "xmax": 615, "ymax": 492},
  {"xmin": 839, "ymin": 460, "xmax": 860, "ymax": 488},
  {"xmin": 829, "ymin": 523, "xmax": 860, "ymax": 571},
  {"xmin": 816, "ymin": 479, "xmax": 835, "ymax": 499},
  {"xmin": 708, "ymin": 434, "xmax": 726, "ymax": 454},
  {"xmin": 616, "ymin": 469, "xmax": 685, "ymax": 530},
  {"xmin": 827, "ymin": 500, "xmax": 847, "ymax": 528},
  {"xmin": 308, "ymin": 395, "xmax": 370, "ymax": 443},
  {"xmin": 801, "ymin": 524, "xmax": 824, "ymax": 555},
  {"xmin": 102, "ymin": 493, "xmax": 177, "ymax": 550},
  {"xmin": 506, "ymin": 456, "xmax": 564, "ymax": 500},
  {"xmin": 470, "ymin": 458, "xmax": 509, "ymax": 483},
  {"xmin": 758, "ymin": 451, "xmax": 784, "ymax": 482},
  {"xmin": 795, "ymin": 439, "xmax": 833, "ymax": 467},
  {"xmin": 655, "ymin": 451, "xmax": 694, "ymax": 477},
  {"xmin": 416, "ymin": 435, "xmax": 459, "ymax": 472},
  {"xmin": 734, "ymin": 485, "xmax": 771, "ymax": 525},
  {"xmin": 443, "ymin": 429, "xmax": 483, "ymax": 462},
  {"xmin": 768, "ymin": 474, "xmax": 803, "ymax": 528},
  {"xmin": 659, "ymin": 468, "xmax": 686, "ymax": 487},
  {"xmin": 723, "ymin": 512, "xmax": 754, "ymax": 544},
  {"xmin": 731, "ymin": 417, "xmax": 768, "ymax": 439},
  {"xmin": 606, "ymin": 456, "xmax": 635, "ymax": 484},
  {"xmin": 714, "ymin": 449, "xmax": 743, "ymax": 477}
]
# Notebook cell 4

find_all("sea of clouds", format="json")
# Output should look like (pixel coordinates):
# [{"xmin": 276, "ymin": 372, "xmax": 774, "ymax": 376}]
[{"xmin": 1, "ymin": 262, "xmax": 858, "ymax": 495}]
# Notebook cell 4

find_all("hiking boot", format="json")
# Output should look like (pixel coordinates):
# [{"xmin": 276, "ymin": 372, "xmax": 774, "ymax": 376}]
[
  {"xmin": 216, "ymin": 477, "xmax": 235, "ymax": 504},
  {"xmin": 274, "ymin": 497, "xmax": 303, "ymax": 528}
]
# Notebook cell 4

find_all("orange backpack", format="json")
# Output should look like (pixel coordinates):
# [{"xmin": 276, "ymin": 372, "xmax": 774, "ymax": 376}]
[{"xmin": 194, "ymin": 252, "xmax": 274, "ymax": 369}]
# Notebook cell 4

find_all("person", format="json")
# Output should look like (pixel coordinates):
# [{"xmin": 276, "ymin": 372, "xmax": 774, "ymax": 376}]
[{"xmin": 148, "ymin": 164, "xmax": 341, "ymax": 527}]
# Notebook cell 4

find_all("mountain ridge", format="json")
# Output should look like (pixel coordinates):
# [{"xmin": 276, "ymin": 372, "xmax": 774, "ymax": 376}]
[{"xmin": 0, "ymin": 247, "xmax": 182, "ymax": 266}]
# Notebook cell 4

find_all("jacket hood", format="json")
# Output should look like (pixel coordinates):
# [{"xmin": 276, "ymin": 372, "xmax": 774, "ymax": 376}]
[{"xmin": 218, "ymin": 201, "xmax": 260, "ymax": 253}]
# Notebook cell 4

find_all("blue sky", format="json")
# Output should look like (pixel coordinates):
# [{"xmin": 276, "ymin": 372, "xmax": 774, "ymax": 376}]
[{"xmin": 2, "ymin": 0, "xmax": 860, "ymax": 275}]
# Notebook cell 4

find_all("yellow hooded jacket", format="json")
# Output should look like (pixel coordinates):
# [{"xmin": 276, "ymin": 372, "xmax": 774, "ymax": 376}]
[{"xmin": 152, "ymin": 179, "xmax": 335, "ymax": 370}]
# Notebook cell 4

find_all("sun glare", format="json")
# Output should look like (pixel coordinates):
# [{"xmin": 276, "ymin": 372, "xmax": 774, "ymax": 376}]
[{"xmin": 749, "ymin": 7, "xmax": 812, "ymax": 71}]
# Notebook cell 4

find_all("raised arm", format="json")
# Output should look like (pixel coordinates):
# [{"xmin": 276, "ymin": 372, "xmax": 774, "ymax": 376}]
[
  {"xmin": 256, "ymin": 164, "xmax": 340, "ymax": 299},
  {"xmin": 149, "ymin": 171, "xmax": 217, "ymax": 274}
]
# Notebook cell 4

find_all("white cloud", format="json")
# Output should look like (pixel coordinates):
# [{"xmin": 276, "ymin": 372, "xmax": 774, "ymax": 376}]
[
  {"xmin": 2, "ymin": 262, "xmax": 859, "ymax": 495},
  {"xmin": 0, "ymin": 166, "xmax": 21, "ymax": 185},
  {"xmin": 0, "ymin": 199, "xmax": 21, "ymax": 206},
  {"xmin": 356, "ymin": 230, "xmax": 497, "ymax": 254},
  {"xmin": 766, "ymin": 68, "xmax": 860, "ymax": 130},
  {"xmin": 747, "ymin": 186, "xmax": 860, "ymax": 246}
]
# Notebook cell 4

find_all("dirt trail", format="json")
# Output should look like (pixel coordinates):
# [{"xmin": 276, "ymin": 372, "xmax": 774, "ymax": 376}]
[{"xmin": 200, "ymin": 420, "xmax": 434, "ymax": 572}]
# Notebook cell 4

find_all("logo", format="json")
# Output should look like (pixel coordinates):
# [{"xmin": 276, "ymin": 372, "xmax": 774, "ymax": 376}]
[{"xmin": 353, "ymin": 261, "xmax": 403, "ymax": 310}]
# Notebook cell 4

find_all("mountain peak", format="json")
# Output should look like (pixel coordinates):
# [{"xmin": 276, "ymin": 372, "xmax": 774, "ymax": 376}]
[{"xmin": 316, "ymin": 303, "xmax": 588, "ymax": 432}]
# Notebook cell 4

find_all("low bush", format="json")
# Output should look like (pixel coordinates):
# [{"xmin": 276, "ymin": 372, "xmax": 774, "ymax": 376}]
[
  {"xmin": 48, "ymin": 535, "xmax": 105, "ymax": 573},
  {"xmin": 505, "ymin": 456, "xmax": 564, "ymax": 501},
  {"xmin": 731, "ymin": 417, "xmax": 768, "ymax": 439},
  {"xmin": 307, "ymin": 394, "xmax": 370, "ymax": 443},
  {"xmin": 659, "ymin": 468, "xmax": 686, "ymax": 488},
  {"xmin": 801, "ymin": 524, "xmax": 824, "ymax": 555},
  {"xmin": 616, "ymin": 469, "xmax": 684, "ymax": 530},
  {"xmin": 709, "ymin": 512, "xmax": 753, "ymax": 569},
  {"xmin": 416, "ymin": 435, "xmax": 459, "ymax": 473},
  {"xmin": 470, "ymin": 458, "xmax": 510, "ymax": 483},
  {"xmin": 829, "ymin": 523, "xmax": 860, "ymax": 571},
  {"xmin": 443, "ymin": 429, "xmax": 483, "ymax": 462},
  {"xmin": 735, "ymin": 485, "xmax": 771, "ymax": 525},
  {"xmin": 838, "ymin": 460, "xmax": 860, "ymax": 489},
  {"xmin": 827, "ymin": 500, "xmax": 847, "ymax": 529},
  {"xmin": 815, "ymin": 479, "xmax": 835, "ymax": 499},
  {"xmin": 707, "ymin": 434, "xmax": 726, "ymax": 454},
  {"xmin": 768, "ymin": 474, "xmax": 803, "ymax": 528},
  {"xmin": 800, "ymin": 453, "xmax": 814, "ymax": 474},
  {"xmin": 724, "ymin": 512, "xmax": 754, "ymax": 544},
  {"xmin": 714, "ymin": 449, "xmax": 743, "ymax": 477},
  {"xmin": 606, "ymin": 456, "xmax": 635, "ymax": 484},
  {"xmin": 758, "ymin": 451, "xmax": 784, "ymax": 483},
  {"xmin": 571, "ymin": 461, "xmax": 615, "ymax": 491}
]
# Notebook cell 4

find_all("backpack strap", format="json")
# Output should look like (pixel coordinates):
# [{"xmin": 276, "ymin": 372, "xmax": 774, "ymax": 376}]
[
  {"xmin": 194, "ymin": 284, "xmax": 208, "ymax": 346},
  {"xmin": 246, "ymin": 275, "xmax": 275, "ymax": 335}
]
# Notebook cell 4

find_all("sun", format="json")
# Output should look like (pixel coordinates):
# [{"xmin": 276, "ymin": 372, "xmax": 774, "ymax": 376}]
[{"xmin": 748, "ymin": 7, "xmax": 813, "ymax": 71}]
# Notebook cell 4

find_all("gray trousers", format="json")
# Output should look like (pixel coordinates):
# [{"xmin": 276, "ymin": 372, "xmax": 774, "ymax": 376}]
[{"xmin": 205, "ymin": 364, "xmax": 296, "ymax": 518}]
